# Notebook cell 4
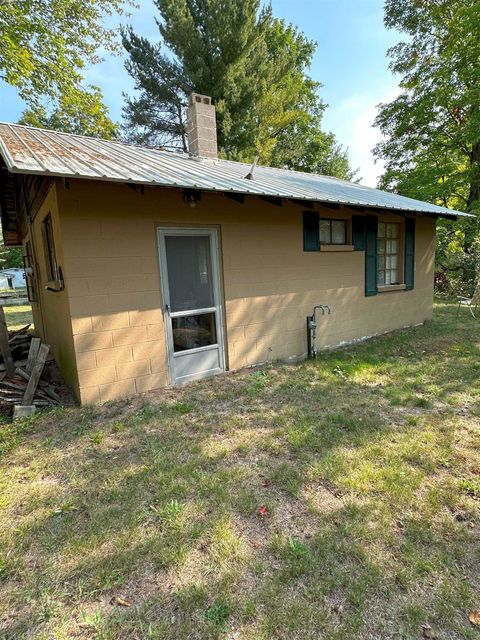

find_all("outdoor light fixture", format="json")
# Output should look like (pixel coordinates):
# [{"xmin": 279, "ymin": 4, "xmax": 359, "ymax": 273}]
[{"xmin": 183, "ymin": 189, "xmax": 202, "ymax": 207}]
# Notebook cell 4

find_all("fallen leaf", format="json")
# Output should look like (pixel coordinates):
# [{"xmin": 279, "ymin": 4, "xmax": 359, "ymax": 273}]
[
  {"xmin": 258, "ymin": 505, "xmax": 268, "ymax": 518},
  {"xmin": 110, "ymin": 596, "xmax": 133, "ymax": 607},
  {"xmin": 469, "ymin": 610, "xmax": 480, "ymax": 626}
]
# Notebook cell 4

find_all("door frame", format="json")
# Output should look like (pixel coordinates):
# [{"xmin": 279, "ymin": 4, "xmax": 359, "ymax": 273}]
[{"xmin": 156, "ymin": 226, "xmax": 226, "ymax": 384}]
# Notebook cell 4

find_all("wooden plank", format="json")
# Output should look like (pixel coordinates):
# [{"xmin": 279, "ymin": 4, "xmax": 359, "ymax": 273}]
[
  {"xmin": 2, "ymin": 381, "xmax": 27, "ymax": 391},
  {"xmin": 15, "ymin": 369, "xmax": 59, "ymax": 404},
  {"xmin": 15, "ymin": 368, "xmax": 30, "ymax": 381},
  {"xmin": 8, "ymin": 324, "xmax": 31, "ymax": 339},
  {"xmin": 22, "ymin": 343, "xmax": 49, "ymax": 405},
  {"xmin": 26, "ymin": 338, "xmax": 41, "ymax": 375},
  {"xmin": 0, "ymin": 307, "xmax": 16, "ymax": 378},
  {"xmin": 38, "ymin": 384, "xmax": 60, "ymax": 402},
  {"xmin": 0, "ymin": 359, "xmax": 28, "ymax": 372},
  {"xmin": 35, "ymin": 390, "xmax": 59, "ymax": 405}
]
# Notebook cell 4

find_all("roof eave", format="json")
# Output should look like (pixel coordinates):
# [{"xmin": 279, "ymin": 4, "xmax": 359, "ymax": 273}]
[{"xmin": 1, "ymin": 163, "xmax": 472, "ymax": 220}]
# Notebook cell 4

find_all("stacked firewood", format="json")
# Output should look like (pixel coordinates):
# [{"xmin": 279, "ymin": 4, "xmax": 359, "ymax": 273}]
[{"xmin": 0, "ymin": 309, "xmax": 61, "ymax": 411}]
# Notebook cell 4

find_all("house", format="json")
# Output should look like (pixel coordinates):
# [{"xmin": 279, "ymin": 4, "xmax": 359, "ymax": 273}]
[
  {"xmin": 0, "ymin": 267, "xmax": 25, "ymax": 289},
  {"xmin": 0, "ymin": 93, "xmax": 469, "ymax": 404}
]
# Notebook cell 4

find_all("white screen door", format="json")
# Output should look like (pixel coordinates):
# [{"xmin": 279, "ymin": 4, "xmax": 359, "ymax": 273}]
[{"xmin": 157, "ymin": 228, "xmax": 225, "ymax": 384}]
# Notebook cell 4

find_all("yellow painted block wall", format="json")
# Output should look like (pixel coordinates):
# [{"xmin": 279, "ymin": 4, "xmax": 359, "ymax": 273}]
[
  {"xmin": 22, "ymin": 183, "xmax": 79, "ymax": 397},
  {"xmin": 55, "ymin": 179, "xmax": 436, "ymax": 404}
]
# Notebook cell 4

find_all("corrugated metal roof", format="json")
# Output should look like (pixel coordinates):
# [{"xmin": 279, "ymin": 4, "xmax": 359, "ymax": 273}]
[{"xmin": 0, "ymin": 122, "xmax": 470, "ymax": 218}]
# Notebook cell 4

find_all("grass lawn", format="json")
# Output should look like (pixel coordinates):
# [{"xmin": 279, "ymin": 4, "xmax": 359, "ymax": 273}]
[
  {"xmin": 3, "ymin": 304, "xmax": 33, "ymax": 330},
  {"xmin": 1, "ymin": 303, "xmax": 479, "ymax": 639}
]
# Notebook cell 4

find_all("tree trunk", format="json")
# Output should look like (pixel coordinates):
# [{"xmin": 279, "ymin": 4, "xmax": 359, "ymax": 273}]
[
  {"xmin": 467, "ymin": 140, "xmax": 480, "ymax": 213},
  {"xmin": 461, "ymin": 140, "xmax": 480, "ymax": 289}
]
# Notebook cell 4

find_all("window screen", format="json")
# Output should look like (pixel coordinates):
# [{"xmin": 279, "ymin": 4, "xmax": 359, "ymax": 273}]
[
  {"xmin": 319, "ymin": 219, "xmax": 346, "ymax": 245},
  {"xmin": 164, "ymin": 235, "xmax": 214, "ymax": 312}
]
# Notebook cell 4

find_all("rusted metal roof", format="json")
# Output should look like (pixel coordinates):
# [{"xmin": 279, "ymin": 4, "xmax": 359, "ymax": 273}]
[{"xmin": 0, "ymin": 122, "xmax": 469, "ymax": 218}]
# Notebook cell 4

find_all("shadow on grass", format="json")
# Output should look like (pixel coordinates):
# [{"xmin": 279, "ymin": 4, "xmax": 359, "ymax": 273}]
[{"xmin": 1, "ymin": 304, "xmax": 479, "ymax": 639}]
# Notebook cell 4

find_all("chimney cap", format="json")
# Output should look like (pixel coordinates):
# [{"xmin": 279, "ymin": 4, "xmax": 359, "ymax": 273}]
[{"xmin": 188, "ymin": 93, "xmax": 214, "ymax": 107}]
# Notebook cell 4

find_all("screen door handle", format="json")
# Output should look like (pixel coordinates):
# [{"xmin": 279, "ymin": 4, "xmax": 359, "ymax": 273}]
[{"xmin": 165, "ymin": 303, "xmax": 170, "ymax": 314}]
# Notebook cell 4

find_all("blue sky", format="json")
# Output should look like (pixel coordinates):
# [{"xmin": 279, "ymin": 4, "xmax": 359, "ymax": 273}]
[{"xmin": 0, "ymin": 0, "xmax": 402, "ymax": 186}]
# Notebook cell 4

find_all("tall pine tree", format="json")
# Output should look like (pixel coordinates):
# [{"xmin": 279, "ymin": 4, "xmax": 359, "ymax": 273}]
[{"xmin": 122, "ymin": 0, "xmax": 353, "ymax": 178}]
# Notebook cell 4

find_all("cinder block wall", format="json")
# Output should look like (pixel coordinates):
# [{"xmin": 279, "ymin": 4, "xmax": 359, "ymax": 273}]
[{"xmin": 54, "ymin": 180, "xmax": 436, "ymax": 404}]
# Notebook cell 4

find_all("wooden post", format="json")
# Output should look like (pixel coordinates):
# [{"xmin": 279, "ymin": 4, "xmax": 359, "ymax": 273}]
[
  {"xmin": 0, "ymin": 307, "xmax": 15, "ymax": 378},
  {"xmin": 22, "ymin": 343, "xmax": 50, "ymax": 406}
]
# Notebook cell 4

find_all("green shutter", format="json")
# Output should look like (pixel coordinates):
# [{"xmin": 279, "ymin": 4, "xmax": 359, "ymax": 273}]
[
  {"xmin": 365, "ymin": 215, "xmax": 378, "ymax": 297},
  {"xmin": 404, "ymin": 217, "xmax": 415, "ymax": 290},
  {"xmin": 352, "ymin": 215, "xmax": 365, "ymax": 251},
  {"xmin": 303, "ymin": 211, "xmax": 319, "ymax": 251}
]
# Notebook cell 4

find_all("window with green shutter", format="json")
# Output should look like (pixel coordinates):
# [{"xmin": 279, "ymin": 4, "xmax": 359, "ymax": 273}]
[
  {"xmin": 365, "ymin": 215, "xmax": 378, "ymax": 296},
  {"xmin": 352, "ymin": 215, "xmax": 365, "ymax": 251},
  {"xmin": 303, "ymin": 211, "xmax": 320, "ymax": 251},
  {"xmin": 404, "ymin": 218, "xmax": 415, "ymax": 290}
]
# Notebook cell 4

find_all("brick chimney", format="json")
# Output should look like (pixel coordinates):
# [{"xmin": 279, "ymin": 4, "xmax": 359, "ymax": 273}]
[{"xmin": 187, "ymin": 93, "xmax": 218, "ymax": 159}]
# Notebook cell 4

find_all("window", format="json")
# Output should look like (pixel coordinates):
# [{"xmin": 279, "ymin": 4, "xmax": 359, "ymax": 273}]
[
  {"xmin": 42, "ymin": 213, "xmax": 58, "ymax": 282},
  {"xmin": 377, "ymin": 222, "xmax": 401, "ymax": 285},
  {"xmin": 319, "ymin": 219, "xmax": 346, "ymax": 245}
]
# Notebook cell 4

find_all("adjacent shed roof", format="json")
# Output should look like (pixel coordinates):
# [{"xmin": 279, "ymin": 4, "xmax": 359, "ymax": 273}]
[{"xmin": 0, "ymin": 122, "xmax": 469, "ymax": 219}]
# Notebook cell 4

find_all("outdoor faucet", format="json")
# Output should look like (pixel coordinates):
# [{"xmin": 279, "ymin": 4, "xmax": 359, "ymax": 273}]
[{"xmin": 307, "ymin": 304, "xmax": 331, "ymax": 359}]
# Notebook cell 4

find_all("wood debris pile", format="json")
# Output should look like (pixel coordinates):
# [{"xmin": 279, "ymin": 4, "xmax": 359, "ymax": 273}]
[{"xmin": 0, "ymin": 308, "xmax": 60, "ymax": 411}]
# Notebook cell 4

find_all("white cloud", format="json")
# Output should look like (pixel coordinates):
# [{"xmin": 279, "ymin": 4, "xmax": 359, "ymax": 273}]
[{"xmin": 324, "ymin": 88, "xmax": 400, "ymax": 187}]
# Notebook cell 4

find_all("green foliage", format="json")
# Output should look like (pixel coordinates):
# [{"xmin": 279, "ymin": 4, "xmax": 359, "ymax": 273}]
[
  {"xmin": 0, "ymin": 244, "xmax": 23, "ymax": 270},
  {"xmin": 0, "ymin": 0, "xmax": 128, "ymax": 137},
  {"xmin": 0, "ymin": 0, "xmax": 129, "ymax": 106},
  {"xmin": 3, "ymin": 247, "xmax": 23, "ymax": 269},
  {"xmin": 122, "ymin": 0, "xmax": 353, "ymax": 178},
  {"xmin": 19, "ymin": 86, "xmax": 118, "ymax": 139},
  {"xmin": 203, "ymin": 602, "xmax": 230, "ymax": 629},
  {"xmin": 374, "ymin": 0, "xmax": 480, "ymax": 293},
  {"xmin": 0, "ymin": 232, "xmax": 24, "ymax": 271}
]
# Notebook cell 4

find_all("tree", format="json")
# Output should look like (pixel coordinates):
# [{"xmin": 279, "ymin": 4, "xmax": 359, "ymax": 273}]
[
  {"xmin": 270, "ymin": 103, "xmax": 356, "ymax": 181},
  {"xmin": 20, "ymin": 87, "xmax": 118, "ymax": 139},
  {"xmin": 122, "ymin": 29, "xmax": 191, "ymax": 149},
  {"xmin": 122, "ymin": 0, "xmax": 353, "ymax": 178},
  {"xmin": 0, "ymin": 234, "xmax": 23, "ymax": 271},
  {"xmin": 0, "ymin": 0, "xmax": 129, "ymax": 136},
  {"xmin": 374, "ymin": 0, "xmax": 480, "ymax": 292}
]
